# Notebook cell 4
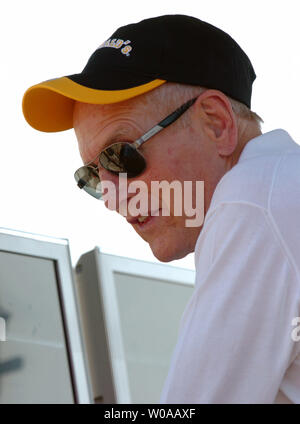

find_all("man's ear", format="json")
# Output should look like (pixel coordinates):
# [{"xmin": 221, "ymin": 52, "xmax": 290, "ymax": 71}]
[{"xmin": 193, "ymin": 90, "xmax": 238, "ymax": 156}]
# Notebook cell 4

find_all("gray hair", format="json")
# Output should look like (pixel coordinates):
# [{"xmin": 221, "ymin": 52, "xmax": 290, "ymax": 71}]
[{"xmin": 137, "ymin": 82, "xmax": 263, "ymax": 131}]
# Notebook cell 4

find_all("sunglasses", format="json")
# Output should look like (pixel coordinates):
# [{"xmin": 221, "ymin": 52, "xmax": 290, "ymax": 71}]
[{"xmin": 74, "ymin": 96, "xmax": 198, "ymax": 199}]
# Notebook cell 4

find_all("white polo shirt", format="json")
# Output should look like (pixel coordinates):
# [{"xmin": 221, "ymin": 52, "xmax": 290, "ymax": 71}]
[{"xmin": 160, "ymin": 129, "xmax": 300, "ymax": 404}]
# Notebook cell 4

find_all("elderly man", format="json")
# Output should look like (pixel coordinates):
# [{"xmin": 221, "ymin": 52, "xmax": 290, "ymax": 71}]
[{"xmin": 23, "ymin": 15, "xmax": 300, "ymax": 403}]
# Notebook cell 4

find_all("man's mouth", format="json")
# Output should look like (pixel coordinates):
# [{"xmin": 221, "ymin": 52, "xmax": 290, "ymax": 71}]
[
  {"xmin": 137, "ymin": 215, "xmax": 149, "ymax": 224},
  {"xmin": 126, "ymin": 209, "xmax": 161, "ymax": 226}
]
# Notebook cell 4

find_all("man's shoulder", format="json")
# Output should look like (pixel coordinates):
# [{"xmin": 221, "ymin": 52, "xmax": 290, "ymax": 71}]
[
  {"xmin": 208, "ymin": 129, "xmax": 300, "ymax": 212},
  {"xmin": 199, "ymin": 130, "xmax": 300, "ymax": 276}
]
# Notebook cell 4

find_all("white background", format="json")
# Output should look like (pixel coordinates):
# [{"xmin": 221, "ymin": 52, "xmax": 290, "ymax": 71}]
[{"xmin": 1, "ymin": 0, "xmax": 299, "ymax": 269}]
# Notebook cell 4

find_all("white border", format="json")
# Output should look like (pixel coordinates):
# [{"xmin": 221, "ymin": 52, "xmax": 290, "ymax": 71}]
[
  {"xmin": 94, "ymin": 248, "xmax": 195, "ymax": 403},
  {"xmin": 0, "ymin": 227, "xmax": 91, "ymax": 404}
]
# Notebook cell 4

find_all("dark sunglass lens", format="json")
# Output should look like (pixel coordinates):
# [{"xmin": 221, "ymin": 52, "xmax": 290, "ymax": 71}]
[
  {"xmin": 100, "ymin": 143, "xmax": 123, "ymax": 172},
  {"xmin": 100, "ymin": 143, "xmax": 146, "ymax": 177},
  {"xmin": 74, "ymin": 166, "xmax": 102, "ymax": 199},
  {"xmin": 120, "ymin": 144, "xmax": 146, "ymax": 177}
]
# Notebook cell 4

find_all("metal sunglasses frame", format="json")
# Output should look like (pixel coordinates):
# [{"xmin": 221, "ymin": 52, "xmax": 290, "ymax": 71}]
[{"xmin": 74, "ymin": 96, "xmax": 198, "ymax": 198}]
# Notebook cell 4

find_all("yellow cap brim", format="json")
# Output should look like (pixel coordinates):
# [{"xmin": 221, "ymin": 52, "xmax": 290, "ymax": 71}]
[{"xmin": 22, "ymin": 77, "xmax": 166, "ymax": 133}]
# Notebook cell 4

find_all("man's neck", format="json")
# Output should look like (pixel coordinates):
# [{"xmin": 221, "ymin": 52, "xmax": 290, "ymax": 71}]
[{"xmin": 226, "ymin": 124, "xmax": 262, "ymax": 171}]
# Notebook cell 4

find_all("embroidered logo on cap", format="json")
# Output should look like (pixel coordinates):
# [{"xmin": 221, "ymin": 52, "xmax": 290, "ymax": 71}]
[{"xmin": 97, "ymin": 39, "xmax": 133, "ymax": 56}]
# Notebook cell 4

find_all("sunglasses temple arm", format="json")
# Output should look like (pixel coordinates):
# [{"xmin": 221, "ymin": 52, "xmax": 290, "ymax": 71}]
[
  {"xmin": 133, "ymin": 97, "xmax": 197, "ymax": 148},
  {"xmin": 159, "ymin": 97, "xmax": 197, "ymax": 128},
  {"xmin": 133, "ymin": 124, "xmax": 164, "ymax": 148}
]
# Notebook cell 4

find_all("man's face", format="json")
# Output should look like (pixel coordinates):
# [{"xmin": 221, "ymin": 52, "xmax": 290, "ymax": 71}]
[{"xmin": 73, "ymin": 93, "xmax": 222, "ymax": 262}]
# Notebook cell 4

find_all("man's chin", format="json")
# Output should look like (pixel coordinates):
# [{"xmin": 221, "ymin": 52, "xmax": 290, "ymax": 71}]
[{"xmin": 149, "ymin": 240, "xmax": 191, "ymax": 263}]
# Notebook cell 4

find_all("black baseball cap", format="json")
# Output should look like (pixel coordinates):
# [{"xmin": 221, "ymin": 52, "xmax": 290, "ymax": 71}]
[{"xmin": 22, "ymin": 14, "xmax": 256, "ymax": 133}]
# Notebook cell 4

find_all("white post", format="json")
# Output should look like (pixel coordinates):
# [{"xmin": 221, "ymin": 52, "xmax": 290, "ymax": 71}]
[{"xmin": 0, "ymin": 317, "xmax": 6, "ymax": 341}]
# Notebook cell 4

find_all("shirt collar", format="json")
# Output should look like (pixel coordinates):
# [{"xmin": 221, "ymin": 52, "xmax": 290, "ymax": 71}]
[{"xmin": 237, "ymin": 129, "xmax": 298, "ymax": 163}]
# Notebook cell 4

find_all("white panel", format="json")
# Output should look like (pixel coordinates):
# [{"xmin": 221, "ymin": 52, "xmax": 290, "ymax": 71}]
[
  {"xmin": 0, "ymin": 228, "xmax": 91, "ymax": 404},
  {"xmin": 0, "ymin": 252, "xmax": 74, "ymax": 403},
  {"xmin": 114, "ymin": 272, "xmax": 194, "ymax": 403},
  {"xmin": 75, "ymin": 248, "xmax": 195, "ymax": 403}
]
